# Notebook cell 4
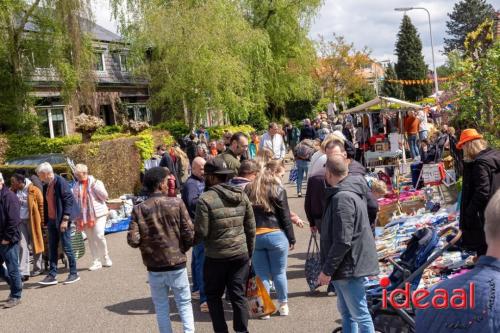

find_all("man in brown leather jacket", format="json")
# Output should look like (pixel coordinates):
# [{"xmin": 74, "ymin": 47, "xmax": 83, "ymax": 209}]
[{"xmin": 127, "ymin": 167, "xmax": 195, "ymax": 333}]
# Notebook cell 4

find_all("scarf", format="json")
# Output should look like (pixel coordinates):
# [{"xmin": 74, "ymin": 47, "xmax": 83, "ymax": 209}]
[{"xmin": 74, "ymin": 178, "xmax": 97, "ymax": 231}]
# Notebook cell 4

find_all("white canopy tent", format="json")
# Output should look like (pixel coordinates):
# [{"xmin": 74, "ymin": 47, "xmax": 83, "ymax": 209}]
[
  {"xmin": 343, "ymin": 96, "xmax": 421, "ymax": 114},
  {"xmin": 341, "ymin": 96, "xmax": 422, "ymax": 168}
]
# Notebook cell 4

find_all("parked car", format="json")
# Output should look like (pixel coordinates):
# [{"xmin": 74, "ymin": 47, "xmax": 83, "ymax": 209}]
[{"xmin": 5, "ymin": 153, "xmax": 67, "ymax": 166}]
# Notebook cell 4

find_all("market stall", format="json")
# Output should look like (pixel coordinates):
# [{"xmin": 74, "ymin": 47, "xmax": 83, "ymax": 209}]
[{"xmin": 343, "ymin": 96, "xmax": 422, "ymax": 170}]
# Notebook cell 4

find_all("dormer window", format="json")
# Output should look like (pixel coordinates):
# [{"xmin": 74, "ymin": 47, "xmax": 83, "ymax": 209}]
[
  {"xmin": 94, "ymin": 52, "xmax": 105, "ymax": 71},
  {"xmin": 112, "ymin": 52, "xmax": 128, "ymax": 72}
]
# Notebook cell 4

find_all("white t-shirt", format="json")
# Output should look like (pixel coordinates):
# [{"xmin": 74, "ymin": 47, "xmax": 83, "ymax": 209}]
[
  {"xmin": 259, "ymin": 132, "xmax": 286, "ymax": 160},
  {"xmin": 417, "ymin": 110, "xmax": 428, "ymax": 132}
]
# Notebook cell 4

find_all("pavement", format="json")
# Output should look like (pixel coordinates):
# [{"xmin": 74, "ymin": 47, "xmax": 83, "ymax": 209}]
[{"xmin": 1, "ymin": 167, "xmax": 341, "ymax": 333}]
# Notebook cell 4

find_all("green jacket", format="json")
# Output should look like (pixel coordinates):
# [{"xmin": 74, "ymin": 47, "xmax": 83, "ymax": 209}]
[
  {"xmin": 194, "ymin": 183, "xmax": 256, "ymax": 259},
  {"xmin": 216, "ymin": 150, "xmax": 240, "ymax": 174}
]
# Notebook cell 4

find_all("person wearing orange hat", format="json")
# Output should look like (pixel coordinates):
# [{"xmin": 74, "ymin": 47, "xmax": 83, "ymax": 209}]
[{"xmin": 457, "ymin": 128, "xmax": 500, "ymax": 256}]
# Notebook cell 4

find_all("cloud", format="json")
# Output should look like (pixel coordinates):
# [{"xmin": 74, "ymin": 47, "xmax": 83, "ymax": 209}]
[{"xmin": 309, "ymin": 0, "xmax": 460, "ymax": 66}]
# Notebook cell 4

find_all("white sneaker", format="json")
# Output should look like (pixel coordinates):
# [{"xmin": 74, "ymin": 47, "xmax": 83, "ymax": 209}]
[
  {"xmin": 88, "ymin": 260, "xmax": 102, "ymax": 271},
  {"xmin": 103, "ymin": 256, "xmax": 113, "ymax": 267},
  {"xmin": 260, "ymin": 315, "xmax": 271, "ymax": 320},
  {"xmin": 278, "ymin": 303, "xmax": 289, "ymax": 316}
]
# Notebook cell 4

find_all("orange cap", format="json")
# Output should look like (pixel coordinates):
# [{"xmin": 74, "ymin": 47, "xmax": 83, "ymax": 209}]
[{"xmin": 456, "ymin": 128, "xmax": 483, "ymax": 149}]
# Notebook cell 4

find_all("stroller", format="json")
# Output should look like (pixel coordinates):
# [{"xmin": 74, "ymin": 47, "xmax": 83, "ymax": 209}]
[{"xmin": 333, "ymin": 226, "xmax": 461, "ymax": 333}]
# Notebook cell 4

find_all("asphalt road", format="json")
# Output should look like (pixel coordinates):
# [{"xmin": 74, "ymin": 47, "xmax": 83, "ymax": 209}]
[{"xmin": 1, "ymin": 170, "xmax": 341, "ymax": 333}]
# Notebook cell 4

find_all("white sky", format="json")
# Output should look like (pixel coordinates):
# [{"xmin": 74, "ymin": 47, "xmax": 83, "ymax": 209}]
[{"xmin": 93, "ymin": 0, "xmax": 500, "ymax": 67}]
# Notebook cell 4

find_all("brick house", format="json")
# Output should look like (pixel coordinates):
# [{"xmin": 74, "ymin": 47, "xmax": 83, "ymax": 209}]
[{"xmin": 29, "ymin": 22, "xmax": 150, "ymax": 138}]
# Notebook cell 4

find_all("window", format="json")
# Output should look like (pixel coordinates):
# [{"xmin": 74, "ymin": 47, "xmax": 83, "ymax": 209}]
[
  {"xmin": 112, "ymin": 53, "xmax": 128, "ymax": 72},
  {"xmin": 37, "ymin": 107, "xmax": 67, "ymax": 138},
  {"xmin": 94, "ymin": 52, "xmax": 105, "ymax": 71},
  {"xmin": 125, "ymin": 104, "xmax": 151, "ymax": 122}
]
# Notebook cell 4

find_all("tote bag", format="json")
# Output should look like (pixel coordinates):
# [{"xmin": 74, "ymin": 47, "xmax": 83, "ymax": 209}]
[
  {"xmin": 246, "ymin": 266, "xmax": 277, "ymax": 318},
  {"xmin": 305, "ymin": 232, "xmax": 322, "ymax": 292}
]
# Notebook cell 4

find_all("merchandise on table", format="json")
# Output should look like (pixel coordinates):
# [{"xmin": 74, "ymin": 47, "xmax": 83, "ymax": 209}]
[{"xmin": 373, "ymin": 209, "xmax": 475, "ymax": 290}]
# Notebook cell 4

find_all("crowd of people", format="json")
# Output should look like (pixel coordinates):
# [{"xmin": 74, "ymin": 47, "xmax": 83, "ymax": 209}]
[
  {"xmin": 0, "ymin": 162, "xmax": 112, "ymax": 308},
  {"xmin": 1, "ymin": 109, "xmax": 499, "ymax": 333}
]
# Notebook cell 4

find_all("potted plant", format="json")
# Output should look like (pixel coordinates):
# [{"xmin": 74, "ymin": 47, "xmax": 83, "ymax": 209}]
[{"xmin": 75, "ymin": 113, "xmax": 105, "ymax": 143}]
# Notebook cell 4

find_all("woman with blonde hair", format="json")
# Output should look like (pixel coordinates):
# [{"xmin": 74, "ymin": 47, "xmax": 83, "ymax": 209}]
[
  {"xmin": 72, "ymin": 164, "xmax": 112, "ymax": 271},
  {"xmin": 245, "ymin": 160, "xmax": 295, "ymax": 318},
  {"xmin": 457, "ymin": 129, "xmax": 500, "ymax": 256},
  {"xmin": 172, "ymin": 145, "xmax": 190, "ymax": 185}
]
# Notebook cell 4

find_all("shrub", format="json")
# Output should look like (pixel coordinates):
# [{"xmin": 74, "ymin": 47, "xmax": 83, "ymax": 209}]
[
  {"xmin": 94, "ymin": 125, "xmax": 123, "ymax": 135},
  {"xmin": 135, "ymin": 130, "xmax": 155, "ymax": 170},
  {"xmin": 5, "ymin": 135, "xmax": 82, "ymax": 161},
  {"xmin": 154, "ymin": 120, "xmax": 190, "ymax": 140},
  {"xmin": 207, "ymin": 125, "xmax": 255, "ymax": 140},
  {"xmin": 64, "ymin": 138, "xmax": 142, "ymax": 198}
]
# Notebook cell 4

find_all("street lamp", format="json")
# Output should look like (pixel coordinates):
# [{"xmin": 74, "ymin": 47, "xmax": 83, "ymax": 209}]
[{"xmin": 395, "ymin": 7, "xmax": 439, "ymax": 102}]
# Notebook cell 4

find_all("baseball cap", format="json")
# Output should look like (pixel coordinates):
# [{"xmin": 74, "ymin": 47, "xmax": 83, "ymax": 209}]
[{"xmin": 204, "ymin": 158, "xmax": 234, "ymax": 176}]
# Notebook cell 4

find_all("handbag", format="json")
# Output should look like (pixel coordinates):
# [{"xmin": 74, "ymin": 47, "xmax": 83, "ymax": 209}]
[
  {"xmin": 246, "ymin": 266, "xmax": 277, "ymax": 318},
  {"xmin": 305, "ymin": 232, "xmax": 322, "ymax": 292},
  {"xmin": 70, "ymin": 225, "xmax": 86, "ymax": 260}
]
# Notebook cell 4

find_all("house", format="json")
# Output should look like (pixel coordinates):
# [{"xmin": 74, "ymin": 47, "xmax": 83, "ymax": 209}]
[{"xmin": 29, "ymin": 22, "xmax": 150, "ymax": 138}]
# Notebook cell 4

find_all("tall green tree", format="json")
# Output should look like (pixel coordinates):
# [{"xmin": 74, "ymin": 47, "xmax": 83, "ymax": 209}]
[
  {"xmin": 224, "ymin": 0, "xmax": 322, "ymax": 119},
  {"xmin": 381, "ymin": 64, "xmax": 404, "ymax": 99},
  {"xmin": 111, "ymin": 0, "xmax": 272, "ymax": 128},
  {"xmin": 394, "ymin": 15, "xmax": 431, "ymax": 101},
  {"xmin": 0, "ymin": 0, "xmax": 95, "ymax": 133},
  {"xmin": 444, "ymin": 0, "xmax": 495, "ymax": 53}
]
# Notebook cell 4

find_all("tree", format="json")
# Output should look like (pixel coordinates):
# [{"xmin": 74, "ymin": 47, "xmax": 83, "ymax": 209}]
[
  {"xmin": 444, "ymin": 22, "xmax": 499, "ymax": 145},
  {"xmin": 315, "ymin": 34, "xmax": 373, "ymax": 105},
  {"xmin": 243, "ymin": 0, "xmax": 322, "ymax": 119},
  {"xmin": 394, "ymin": 15, "xmax": 431, "ymax": 101},
  {"xmin": 111, "ymin": 0, "xmax": 272, "ymax": 128},
  {"xmin": 111, "ymin": 0, "xmax": 321, "ymax": 125},
  {"xmin": 0, "ymin": 0, "xmax": 95, "ymax": 133},
  {"xmin": 444, "ymin": 0, "xmax": 495, "ymax": 53},
  {"xmin": 380, "ymin": 64, "xmax": 404, "ymax": 99}
]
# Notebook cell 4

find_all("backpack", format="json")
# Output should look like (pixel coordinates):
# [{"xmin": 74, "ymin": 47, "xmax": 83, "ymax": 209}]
[{"xmin": 295, "ymin": 139, "xmax": 316, "ymax": 160}]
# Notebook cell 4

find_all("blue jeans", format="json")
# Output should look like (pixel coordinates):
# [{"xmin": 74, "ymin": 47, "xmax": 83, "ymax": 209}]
[
  {"xmin": 149, "ymin": 268, "xmax": 194, "ymax": 333},
  {"xmin": 419, "ymin": 130, "xmax": 428, "ymax": 141},
  {"xmin": 191, "ymin": 243, "xmax": 207, "ymax": 303},
  {"xmin": 408, "ymin": 134, "xmax": 420, "ymax": 159},
  {"xmin": 296, "ymin": 159, "xmax": 310, "ymax": 194},
  {"xmin": 47, "ymin": 221, "xmax": 77, "ymax": 277},
  {"xmin": 332, "ymin": 277, "xmax": 375, "ymax": 333},
  {"xmin": 0, "ymin": 242, "xmax": 22, "ymax": 299},
  {"xmin": 253, "ymin": 230, "xmax": 289, "ymax": 303}
]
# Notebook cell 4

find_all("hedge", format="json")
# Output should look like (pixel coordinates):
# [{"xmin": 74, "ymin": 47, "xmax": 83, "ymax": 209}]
[
  {"xmin": 154, "ymin": 121, "xmax": 189, "ymax": 140},
  {"xmin": 207, "ymin": 125, "xmax": 256, "ymax": 140},
  {"xmin": 64, "ymin": 137, "xmax": 142, "ymax": 198},
  {"xmin": 2, "ymin": 130, "xmax": 173, "ymax": 162}
]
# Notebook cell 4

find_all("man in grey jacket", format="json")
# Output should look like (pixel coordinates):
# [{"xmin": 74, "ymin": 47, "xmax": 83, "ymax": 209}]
[{"xmin": 318, "ymin": 155, "xmax": 379, "ymax": 333}]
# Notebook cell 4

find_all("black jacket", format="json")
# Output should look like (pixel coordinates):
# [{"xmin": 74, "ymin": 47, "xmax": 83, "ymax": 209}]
[
  {"xmin": 300, "ymin": 125, "xmax": 316, "ymax": 142},
  {"xmin": 320, "ymin": 175, "xmax": 379, "ymax": 279},
  {"xmin": 460, "ymin": 148, "xmax": 500, "ymax": 254},
  {"xmin": 348, "ymin": 160, "xmax": 379, "ymax": 228},
  {"xmin": 304, "ymin": 174, "xmax": 327, "ymax": 232},
  {"xmin": 0, "ymin": 186, "xmax": 21, "ymax": 243},
  {"xmin": 248, "ymin": 186, "xmax": 296, "ymax": 245},
  {"xmin": 43, "ymin": 174, "xmax": 74, "ymax": 227}
]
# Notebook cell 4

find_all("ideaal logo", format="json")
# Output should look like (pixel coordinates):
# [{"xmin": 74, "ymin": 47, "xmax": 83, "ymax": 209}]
[{"xmin": 380, "ymin": 277, "xmax": 475, "ymax": 310}]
